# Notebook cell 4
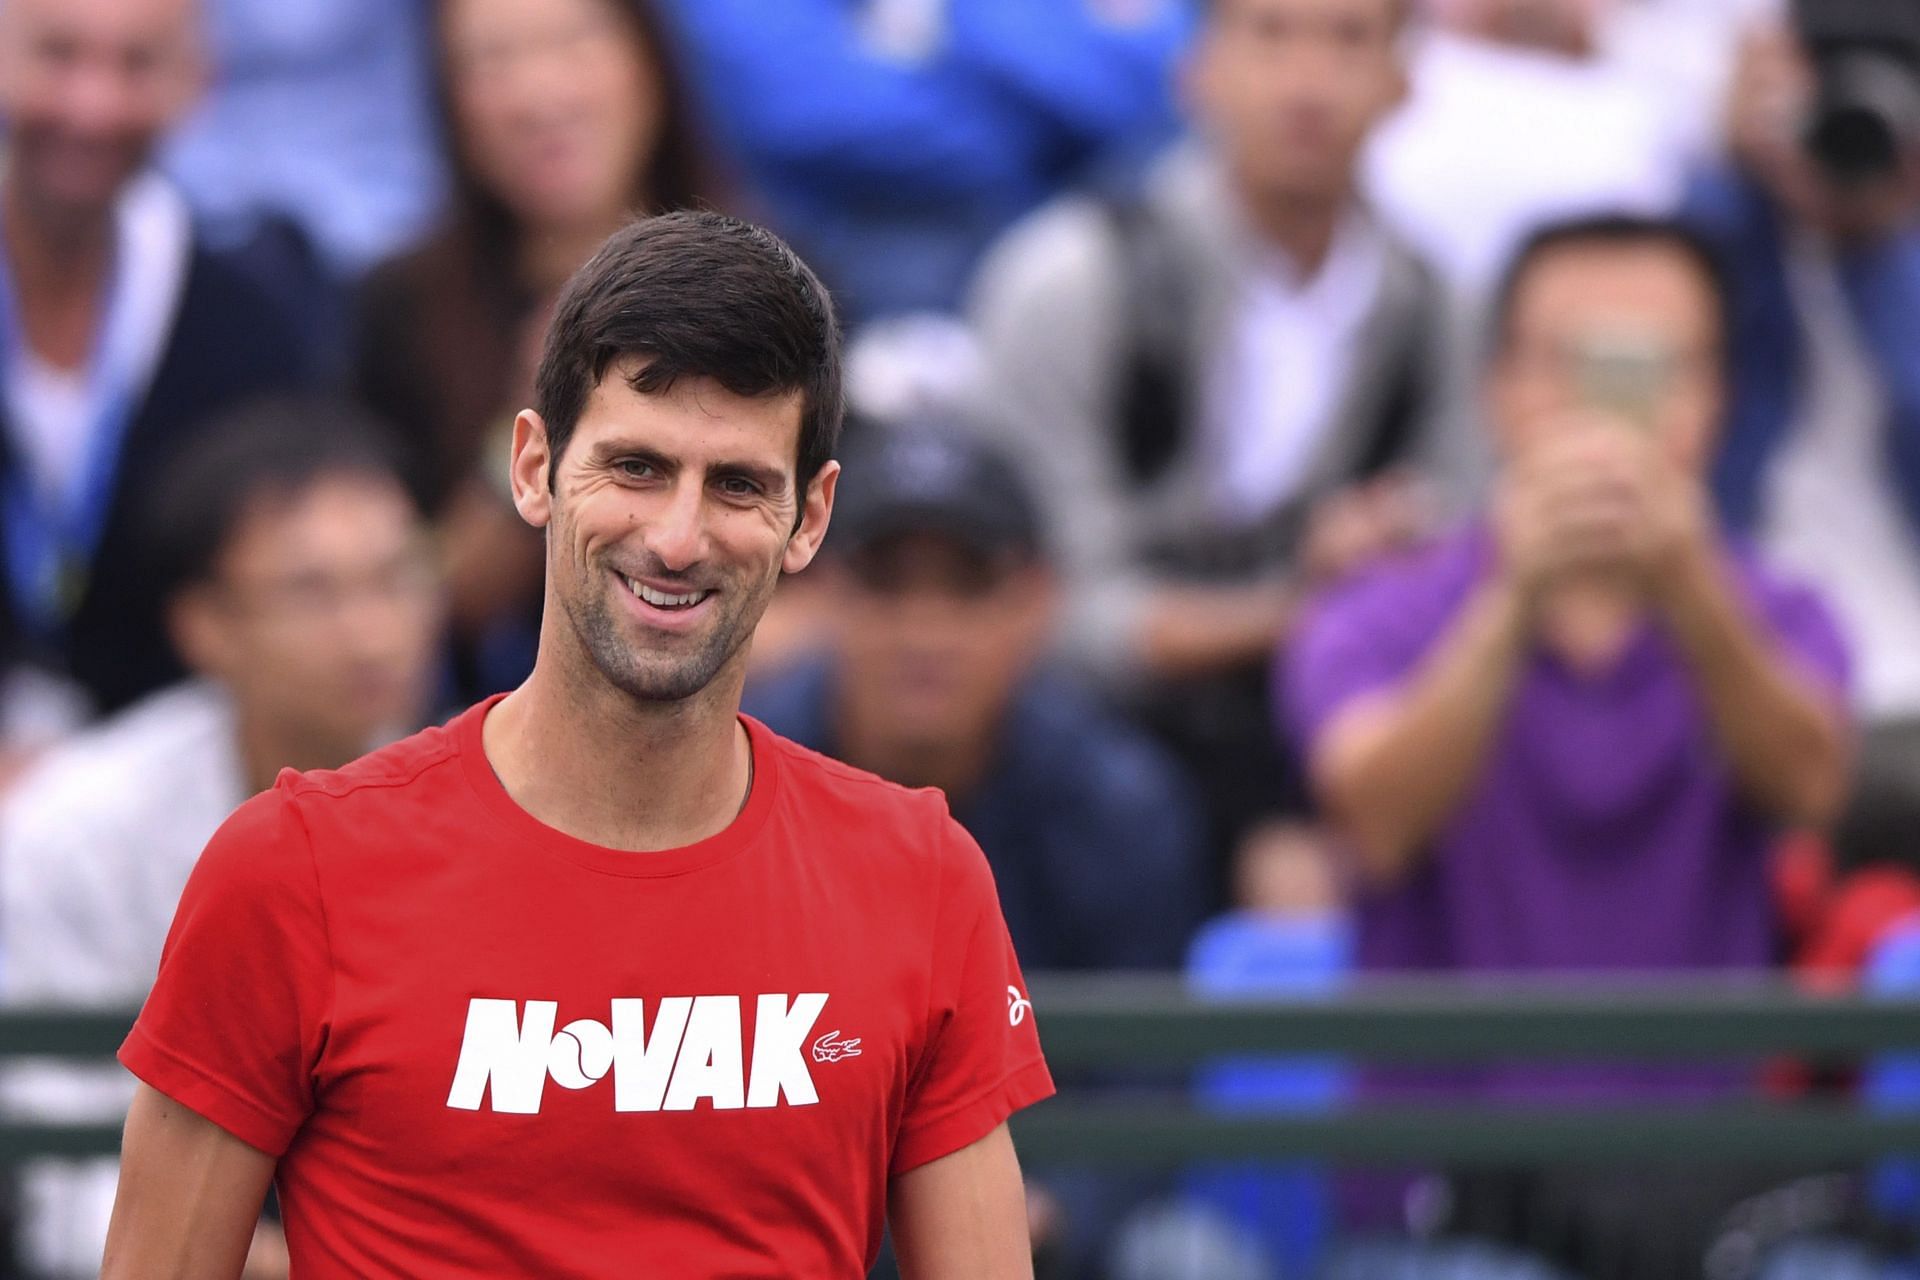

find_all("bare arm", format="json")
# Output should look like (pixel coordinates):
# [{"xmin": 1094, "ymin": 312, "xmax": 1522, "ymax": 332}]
[
  {"xmin": 100, "ymin": 1083, "xmax": 277, "ymax": 1280},
  {"xmin": 889, "ymin": 1123, "xmax": 1033, "ymax": 1280},
  {"xmin": 1657, "ymin": 543, "xmax": 1850, "ymax": 825},
  {"xmin": 1312, "ymin": 576, "xmax": 1531, "ymax": 883}
]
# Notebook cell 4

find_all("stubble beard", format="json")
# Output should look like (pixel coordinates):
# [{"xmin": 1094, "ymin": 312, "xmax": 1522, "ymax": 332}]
[{"xmin": 562, "ymin": 558, "xmax": 774, "ymax": 706}]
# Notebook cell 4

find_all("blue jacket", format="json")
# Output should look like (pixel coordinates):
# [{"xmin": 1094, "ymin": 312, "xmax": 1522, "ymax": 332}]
[
  {"xmin": 744, "ymin": 660, "xmax": 1208, "ymax": 971},
  {"xmin": 1685, "ymin": 166, "xmax": 1920, "ymax": 539},
  {"xmin": 657, "ymin": 0, "xmax": 1187, "ymax": 322}
]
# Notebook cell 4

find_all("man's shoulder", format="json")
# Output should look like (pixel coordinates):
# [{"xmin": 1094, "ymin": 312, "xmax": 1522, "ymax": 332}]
[
  {"xmin": 171, "ymin": 221, "xmax": 331, "ymax": 377},
  {"xmin": 1001, "ymin": 672, "xmax": 1190, "ymax": 803},
  {"xmin": 969, "ymin": 184, "xmax": 1131, "ymax": 324}
]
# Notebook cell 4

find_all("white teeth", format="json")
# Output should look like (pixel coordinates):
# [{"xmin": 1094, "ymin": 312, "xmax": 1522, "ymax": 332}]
[{"xmin": 625, "ymin": 577, "xmax": 706, "ymax": 609}]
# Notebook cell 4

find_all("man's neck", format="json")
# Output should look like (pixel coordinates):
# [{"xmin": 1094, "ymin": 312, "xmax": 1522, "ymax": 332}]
[
  {"xmin": 832, "ymin": 695, "xmax": 995, "ymax": 804},
  {"xmin": 236, "ymin": 712, "xmax": 364, "ymax": 796},
  {"xmin": 482, "ymin": 644, "xmax": 753, "ymax": 853},
  {"xmin": 1233, "ymin": 180, "xmax": 1350, "ymax": 282},
  {"xmin": 1537, "ymin": 574, "xmax": 1644, "ymax": 672},
  {"xmin": 2, "ymin": 183, "xmax": 116, "ymax": 368}
]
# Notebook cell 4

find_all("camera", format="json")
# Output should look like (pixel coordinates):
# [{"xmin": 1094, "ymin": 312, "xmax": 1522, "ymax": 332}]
[{"xmin": 1793, "ymin": 0, "xmax": 1920, "ymax": 187}]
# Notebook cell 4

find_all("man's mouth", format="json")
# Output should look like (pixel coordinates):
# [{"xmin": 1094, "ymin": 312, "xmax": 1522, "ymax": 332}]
[{"xmin": 622, "ymin": 575, "xmax": 713, "ymax": 611}]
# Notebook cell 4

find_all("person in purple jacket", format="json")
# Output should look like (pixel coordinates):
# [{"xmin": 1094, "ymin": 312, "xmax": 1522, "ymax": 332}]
[{"xmin": 1281, "ymin": 212, "xmax": 1858, "ymax": 1276}]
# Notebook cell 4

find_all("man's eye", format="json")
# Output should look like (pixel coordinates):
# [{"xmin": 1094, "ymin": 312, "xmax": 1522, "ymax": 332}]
[
  {"xmin": 717, "ymin": 476, "xmax": 760, "ymax": 497},
  {"xmin": 617, "ymin": 459, "xmax": 655, "ymax": 479}
]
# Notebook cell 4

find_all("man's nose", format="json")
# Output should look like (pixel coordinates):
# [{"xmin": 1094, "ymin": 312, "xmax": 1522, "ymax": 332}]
[{"xmin": 644, "ymin": 480, "xmax": 708, "ymax": 572}]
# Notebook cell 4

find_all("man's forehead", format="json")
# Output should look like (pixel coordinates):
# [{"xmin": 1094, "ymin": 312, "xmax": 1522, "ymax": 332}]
[
  {"xmin": 2, "ymin": 0, "xmax": 201, "ymax": 44},
  {"xmin": 220, "ymin": 478, "xmax": 416, "ymax": 569},
  {"xmin": 1513, "ymin": 248, "xmax": 1716, "ymax": 331},
  {"xmin": 581, "ymin": 364, "xmax": 806, "ymax": 465}
]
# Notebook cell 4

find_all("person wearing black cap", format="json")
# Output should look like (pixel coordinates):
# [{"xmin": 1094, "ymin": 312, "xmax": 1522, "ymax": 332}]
[
  {"xmin": 746, "ymin": 425, "xmax": 1208, "ymax": 1278},
  {"xmin": 746, "ymin": 428, "xmax": 1208, "ymax": 975}
]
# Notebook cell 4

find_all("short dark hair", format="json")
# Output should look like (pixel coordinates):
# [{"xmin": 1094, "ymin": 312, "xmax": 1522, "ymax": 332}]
[
  {"xmin": 144, "ymin": 396, "xmax": 412, "ymax": 601},
  {"xmin": 533, "ymin": 211, "xmax": 844, "ymax": 492},
  {"xmin": 1488, "ymin": 213, "xmax": 1732, "ymax": 356}
]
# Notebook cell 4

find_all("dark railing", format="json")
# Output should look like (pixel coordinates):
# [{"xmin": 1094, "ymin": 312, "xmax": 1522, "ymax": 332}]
[{"xmin": 6, "ymin": 976, "xmax": 1920, "ymax": 1167}]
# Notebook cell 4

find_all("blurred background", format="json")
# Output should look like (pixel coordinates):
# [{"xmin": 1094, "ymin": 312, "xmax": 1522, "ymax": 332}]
[{"xmin": 6, "ymin": 0, "xmax": 1920, "ymax": 1276}]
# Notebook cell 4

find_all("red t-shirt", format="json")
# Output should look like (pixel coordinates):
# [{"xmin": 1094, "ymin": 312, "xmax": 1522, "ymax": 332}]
[{"xmin": 120, "ymin": 698, "xmax": 1054, "ymax": 1277}]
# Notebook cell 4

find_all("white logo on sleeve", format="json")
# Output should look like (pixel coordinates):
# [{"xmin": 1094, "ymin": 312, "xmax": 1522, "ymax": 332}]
[
  {"xmin": 1007, "ymin": 985, "xmax": 1033, "ymax": 1027},
  {"xmin": 446, "ymin": 993, "xmax": 839, "ymax": 1115}
]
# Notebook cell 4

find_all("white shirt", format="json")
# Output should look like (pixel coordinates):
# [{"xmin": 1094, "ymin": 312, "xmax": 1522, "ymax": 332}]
[
  {"xmin": 0, "ymin": 681, "xmax": 244, "ymax": 1277},
  {"xmin": 1204, "ymin": 214, "xmax": 1389, "ymax": 523},
  {"xmin": 1762, "ymin": 238, "xmax": 1920, "ymax": 722}
]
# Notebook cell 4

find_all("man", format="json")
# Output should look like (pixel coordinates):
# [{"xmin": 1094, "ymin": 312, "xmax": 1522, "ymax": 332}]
[
  {"xmin": 0, "ymin": 0, "xmax": 320, "ymax": 715},
  {"xmin": 102, "ymin": 213, "xmax": 1051, "ymax": 1278},
  {"xmin": 1687, "ymin": 21, "xmax": 1920, "ymax": 894},
  {"xmin": 0, "ymin": 399, "xmax": 441, "ymax": 1279},
  {"xmin": 968, "ymin": 0, "xmax": 1442, "ymax": 863},
  {"xmin": 747, "ymin": 427, "xmax": 1207, "ymax": 972},
  {"xmin": 1284, "ymin": 215, "xmax": 1851, "ymax": 1277}
]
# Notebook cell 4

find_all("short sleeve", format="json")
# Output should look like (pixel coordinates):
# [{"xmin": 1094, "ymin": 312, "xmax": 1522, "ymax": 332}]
[
  {"xmin": 1282, "ymin": 572, "xmax": 1435, "ymax": 761},
  {"xmin": 892, "ymin": 818, "xmax": 1054, "ymax": 1176},
  {"xmin": 1755, "ymin": 574, "xmax": 1853, "ymax": 709},
  {"xmin": 117, "ymin": 786, "xmax": 332, "ymax": 1156}
]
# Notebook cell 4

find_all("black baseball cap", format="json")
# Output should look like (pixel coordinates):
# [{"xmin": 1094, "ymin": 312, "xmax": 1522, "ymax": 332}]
[{"xmin": 829, "ymin": 427, "xmax": 1043, "ymax": 560}]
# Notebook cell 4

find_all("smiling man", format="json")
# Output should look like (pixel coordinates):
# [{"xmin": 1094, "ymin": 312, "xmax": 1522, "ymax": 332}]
[{"xmin": 99, "ymin": 213, "xmax": 1053, "ymax": 1279}]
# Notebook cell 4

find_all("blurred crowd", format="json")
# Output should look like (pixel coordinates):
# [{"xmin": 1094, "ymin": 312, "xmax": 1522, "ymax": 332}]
[{"xmin": 1, "ymin": 0, "xmax": 1920, "ymax": 1276}]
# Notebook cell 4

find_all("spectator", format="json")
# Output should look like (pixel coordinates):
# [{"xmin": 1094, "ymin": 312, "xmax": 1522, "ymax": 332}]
[
  {"xmin": 1291, "ymin": 211, "xmax": 1848, "ymax": 1003},
  {"xmin": 1365, "ymin": 0, "xmax": 1695, "ymax": 296},
  {"xmin": 356, "ymin": 0, "xmax": 720, "ymax": 700},
  {"xmin": 0, "ymin": 0, "xmax": 323, "ymax": 715},
  {"xmin": 745, "ymin": 426, "xmax": 1206, "ymax": 1279},
  {"xmin": 0, "ymin": 398, "xmax": 442, "ymax": 1280},
  {"xmin": 746, "ymin": 428, "xmax": 1207, "ymax": 974},
  {"xmin": 1688, "ymin": 24, "xmax": 1920, "ymax": 886},
  {"xmin": 658, "ymin": 0, "xmax": 1188, "ymax": 326},
  {"xmin": 1284, "ymin": 214, "xmax": 1852, "ymax": 1276},
  {"xmin": 162, "ymin": 0, "xmax": 450, "ymax": 277},
  {"xmin": 968, "ymin": 0, "xmax": 1443, "ymax": 870}
]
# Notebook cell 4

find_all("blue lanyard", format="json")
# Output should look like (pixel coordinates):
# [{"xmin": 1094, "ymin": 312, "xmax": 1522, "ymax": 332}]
[{"xmin": 0, "ymin": 226, "xmax": 147, "ymax": 642}]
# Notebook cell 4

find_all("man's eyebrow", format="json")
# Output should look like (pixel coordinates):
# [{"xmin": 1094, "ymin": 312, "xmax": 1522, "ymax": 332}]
[
  {"xmin": 710, "ymin": 459, "xmax": 792, "ymax": 492},
  {"xmin": 589, "ymin": 441, "xmax": 791, "ymax": 491},
  {"xmin": 590, "ymin": 440, "xmax": 674, "ymax": 467}
]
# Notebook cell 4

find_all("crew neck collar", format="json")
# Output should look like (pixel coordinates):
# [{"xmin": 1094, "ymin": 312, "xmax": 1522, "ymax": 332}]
[{"xmin": 454, "ymin": 692, "xmax": 779, "ymax": 878}]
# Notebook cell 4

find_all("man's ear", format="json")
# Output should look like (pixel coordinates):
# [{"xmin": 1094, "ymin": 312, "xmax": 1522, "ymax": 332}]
[
  {"xmin": 1178, "ymin": 38, "xmax": 1215, "ymax": 125},
  {"xmin": 783, "ymin": 460, "xmax": 840, "ymax": 575},
  {"xmin": 1010, "ymin": 561, "xmax": 1061, "ymax": 653},
  {"xmin": 167, "ymin": 585, "xmax": 231, "ymax": 682},
  {"xmin": 510, "ymin": 410, "xmax": 554, "ymax": 529}
]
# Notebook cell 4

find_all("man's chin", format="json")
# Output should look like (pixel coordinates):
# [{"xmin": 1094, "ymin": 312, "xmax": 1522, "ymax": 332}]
[{"xmin": 16, "ymin": 151, "xmax": 148, "ymax": 216}]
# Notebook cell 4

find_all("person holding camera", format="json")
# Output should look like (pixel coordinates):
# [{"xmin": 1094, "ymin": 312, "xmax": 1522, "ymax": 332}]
[
  {"xmin": 1283, "ymin": 213, "xmax": 1853, "ymax": 1278},
  {"xmin": 1686, "ymin": 5, "xmax": 1920, "ymax": 890}
]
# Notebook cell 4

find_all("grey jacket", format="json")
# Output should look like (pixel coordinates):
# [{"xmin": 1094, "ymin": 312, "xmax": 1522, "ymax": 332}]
[{"xmin": 965, "ymin": 143, "xmax": 1449, "ymax": 681}]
